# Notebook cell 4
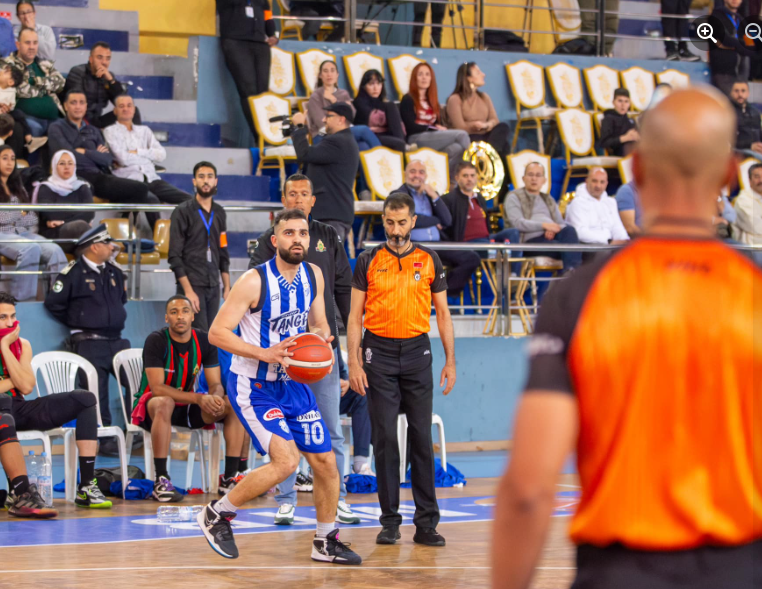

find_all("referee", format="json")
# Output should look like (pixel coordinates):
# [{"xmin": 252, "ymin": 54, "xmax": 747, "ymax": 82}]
[
  {"xmin": 348, "ymin": 192, "xmax": 456, "ymax": 547},
  {"xmin": 492, "ymin": 89, "xmax": 762, "ymax": 589}
]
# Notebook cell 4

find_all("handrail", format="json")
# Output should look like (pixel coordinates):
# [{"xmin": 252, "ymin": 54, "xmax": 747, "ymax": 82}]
[{"xmin": 362, "ymin": 241, "xmax": 762, "ymax": 252}]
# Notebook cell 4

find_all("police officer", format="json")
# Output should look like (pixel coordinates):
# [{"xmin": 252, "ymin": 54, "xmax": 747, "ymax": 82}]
[{"xmin": 44, "ymin": 224, "xmax": 130, "ymax": 430}]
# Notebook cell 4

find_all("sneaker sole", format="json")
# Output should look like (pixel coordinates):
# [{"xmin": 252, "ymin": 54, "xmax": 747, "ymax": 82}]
[
  {"xmin": 310, "ymin": 546, "xmax": 362, "ymax": 565},
  {"xmin": 76, "ymin": 501, "xmax": 112, "ymax": 509},
  {"xmin": 294, "ymin": 485, "xmax": 313, "ymax": 492},
  {"xmin": 376, "ymin": 533, "xmax": 401, "ymax": 545},
  {"xmin": 152, "ymin": 493, "xmax": 183, "ymax": 503},
  {"xmin": 336, "ymin": 515, "xmax": 361, "ymax": 525},
  {"xmin": 274, "ymin": 517, "xmax": 294, "ymax": 525},
  {"xmin": 196, "ymin": 508, "xmax": 239, "ymax": 559},
  {"xmin": 413, "ymin": 537, "xmax": 446, "ymax": 547},
  {"xmin": 9, "ymin": 507, "xmax": 58, "ymax": 519}
]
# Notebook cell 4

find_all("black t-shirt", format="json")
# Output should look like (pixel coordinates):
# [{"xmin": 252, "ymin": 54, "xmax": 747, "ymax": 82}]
[{"xmin": 143, "ymin": 328, "xmax": 219, "ymax": 392}]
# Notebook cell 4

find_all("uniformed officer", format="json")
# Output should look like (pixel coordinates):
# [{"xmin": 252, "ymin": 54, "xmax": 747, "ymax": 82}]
[{"xmin": 44, "ymin": 224, "xmax": 130, "ymax": 428}]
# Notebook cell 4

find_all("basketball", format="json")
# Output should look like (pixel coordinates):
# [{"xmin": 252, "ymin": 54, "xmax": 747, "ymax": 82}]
[{"xmin": 285, "ymin": 332, "xmax": 333, "ymax": 384}]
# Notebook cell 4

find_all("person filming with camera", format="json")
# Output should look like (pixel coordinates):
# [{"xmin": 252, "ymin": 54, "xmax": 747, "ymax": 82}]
[{"xmin": 291, "ymin": 104, "xmax": 360, "ymax": 243}]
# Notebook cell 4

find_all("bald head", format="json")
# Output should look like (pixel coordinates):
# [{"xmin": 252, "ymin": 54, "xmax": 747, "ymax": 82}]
[{"xmin": 585, "ymin": 167, "xmax": 608, "ymax": 199}]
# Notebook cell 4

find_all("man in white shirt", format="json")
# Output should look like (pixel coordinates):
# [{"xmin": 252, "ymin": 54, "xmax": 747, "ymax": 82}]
[
  {"xmin": 733, "ymin": 162, "xmax": 762, "ymax": 266},
  {"xmin": 103, "ymin": 94, "xmax": 191, "ymax": 206},
  {"xmin": 566, "ymin": 168, "xmax": 630, "ymax": 245}
]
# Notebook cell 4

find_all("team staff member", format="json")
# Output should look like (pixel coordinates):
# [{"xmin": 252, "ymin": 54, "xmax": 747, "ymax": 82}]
[
  {"xmin": 491, "ymin": 89, "xmax": 762, "ymax": 589},
  {"xmin": 248, "ymin": 173, "xmax": 358, "ymax": 525},
  {"xmin": 168, "ymin": 161, "xmax": 231, "ymax": 332},
  {"xmin": 348, "ymin": 192, "xmax": 457, "ymax": 547},
  {"xmin": 44, "ymin": 224, "xmax": 130, "ymax": 432}
]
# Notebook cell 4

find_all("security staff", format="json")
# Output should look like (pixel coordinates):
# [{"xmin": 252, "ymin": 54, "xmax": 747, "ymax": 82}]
[
  {"xmin": 44, "ymin": 224, "xmax": 130, "ymax": 428},
  {"xmin": 248, "ymin": 173, "xmax": 359, "ymax": 525},
  {"xmin": 347, "ymin": 192, "xmax": 457, "ymax": 547}
]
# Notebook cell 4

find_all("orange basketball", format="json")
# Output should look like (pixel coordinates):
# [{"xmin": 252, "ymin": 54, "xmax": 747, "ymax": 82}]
[{"xmin": 285, "ymin": 333, "xmax": 333, "ymax": 384}]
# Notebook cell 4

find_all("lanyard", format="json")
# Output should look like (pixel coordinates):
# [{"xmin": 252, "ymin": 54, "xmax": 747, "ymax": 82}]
[
  {"xmin": 726, "ymin": 10, "xmax": 740, "ymax": 35},
  {"xmin": 198, "ymin": 209, "xmax": 214, "ymax": 261}
]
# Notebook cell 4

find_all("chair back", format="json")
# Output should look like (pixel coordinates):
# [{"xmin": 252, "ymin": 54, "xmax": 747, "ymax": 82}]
[
  {"xmin": 583, "ymin": 64, "xmax": 620, "ymax": 111},
  {"xmin": 739, "ymin": 157, "xmax": 758, "ymax": 192},
  {"xmin": 360, "ymin": 146, "xmax": 405, "ymax": 199},
  {"xmin": 296, "ymin": 49, "xmax": 334, "ymax": 95},
  {"xmin": 31, "ymin": 351, "xmax": 102, "ymax": 425},
  {"xmin": 102, "ymin": 218, "xmax": 130, "ymax": 241},
  {"xmin": 506, "ymin": 60, "xmax": 546, "ymax": 114},
  {"xmin": 154, "ymin": 219, "xmax": 171, "ymax": 258},
  {"xmin": 556, "ymin": 108, "xmax": 595, "ymax": 160},
  {"xmin": 249, "ymin": 93, "xmax": 292, "ymax": 147},
  {"xmin": 113, "ymin": 348, "xmax": 144, "ymax": 428},
  {"xmin": 546, "ymin": 62, "xmax": 583, "ymax": 109},
  {"xmin": 343, "ymin": 51, "xmax": 384, "ymax": 95},
  {"xmin": 620, "ymin": 66, "xmax": 655, "ymax": 112},
  {"xmin": 656, "ymin": 69, "xmax": 690, "ymax": 89},
  {"xmin": 269, "ymin": 46, "xmax": 296, "ymax": 96},
  {"xmin": 618, "ymin": 154, "xmax": 634, "ymax": 185},
  {"xmin": 388, "ymin": 54, "xmax": 424, "ymax": 98},
  {"xmin": 506, "ymin": 150, "xmax": 551, "ymax": 194},
  {"xmin": 406, "ymin": 147, "xmax": 449, "ymax": 195}
]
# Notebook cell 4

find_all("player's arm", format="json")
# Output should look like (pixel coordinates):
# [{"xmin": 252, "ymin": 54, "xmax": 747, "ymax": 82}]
[
  {"xmin": 0, "ymin": 337, "xmax": 36, "ymax": 396},
  {"xmin": 347, "ymin": 287, "xmax": 368, "ymax": 395},
  {"xmin": 307, "ymin": 264, "xmax": 334, "ymax": 345},
  {"xmin": 430, "ymin": 254, "xmax": 456, "ymax": 395},
  {"xmin": 147, "ymin": 368, "xmax": 206, "ymax": 405}
]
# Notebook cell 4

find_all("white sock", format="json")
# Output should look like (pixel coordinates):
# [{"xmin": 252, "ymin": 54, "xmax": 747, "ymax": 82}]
[
  {"xmin": 316, "ymin": 521, "xmax": 334, "ymax": 538},
  {"xmin": 353, "ymin": 456, "xmax": 369, "ymax": 473},
  {"xmin": 215, "ymin": 495, "xmax": 238, "ymax": 515}
]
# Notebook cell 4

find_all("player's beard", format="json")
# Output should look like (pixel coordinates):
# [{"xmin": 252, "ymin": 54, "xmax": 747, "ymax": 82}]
[
  {"xmin": 279, "ymin": 244, "xmax": 305, "ymax": 265},
  {"xmin": 385, "ymin": 227, "xmax": 412, "ymax": 248}
]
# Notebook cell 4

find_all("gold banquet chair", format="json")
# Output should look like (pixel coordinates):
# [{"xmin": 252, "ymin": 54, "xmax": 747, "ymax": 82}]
[
  {"xmin": 268, "ymin": 46, "xmax": 303, "ymax": 110},
  {"xmin": 360, "ymin": 146, "xmax": 404, "ymax": 200},
  {"xmin": 620, "ymin": 66, "xmax": 655, "ymax": 113},
  {"xmin": 343, "ymin": 51, "xmax": 384, "ymax": 96},
  {"xmin": 507, "ymin": 60, "xmax": 559, "ymax": 154},
  {"xmin": 463, "ymin": 141, "xmax": 504, "ymax": 202},
  {"xmin": 388, "ymin": 54, "xmax": 424, "ymax": 99},
  {"xmin": 656, "ymin": 69, "xmax": 690, "ymax": 89},
  {"xmin": 546, "ymin": 62, "xmax": 584, "ymax": 110},
  {"xmin": 583, "ymin": 64, "xmax": 620, "ymax": 112},
  {"xmin": 296, "ymin": 48, "xmax": 335, "ymax": 96},
  {"xmin": 618, "ymin": 154, "xmax": 634, "ymax": 185},
  {"xmin": 274, "ymin": 0, "xmax": 307, "ymax": 40},
  {"xmin": 405, "ymin": 147, "xmax": 449, "ymax": 195},
  {"xmin": 249, "ymin": 93, "xmax": 297, "ymax": 190}
]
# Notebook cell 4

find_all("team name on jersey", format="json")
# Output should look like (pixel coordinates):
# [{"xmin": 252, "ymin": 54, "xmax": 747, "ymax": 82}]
[{"xmin": 270, "ymin": 309, "xmax": 310, "ymax": 334}]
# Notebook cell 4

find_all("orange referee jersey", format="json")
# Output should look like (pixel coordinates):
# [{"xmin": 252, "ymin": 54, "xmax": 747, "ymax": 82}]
[
  {"xmin": 352, "ymin": 244, "xmax": 447, "ymax": 339},
  {"xmin": 525, "ymin": 237, "xmax": 762, "ymax": 551}
]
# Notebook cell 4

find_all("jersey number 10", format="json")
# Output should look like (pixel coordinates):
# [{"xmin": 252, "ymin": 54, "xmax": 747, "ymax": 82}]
[{"xmin": 301, "ymin": 422, "xmax": 325, "ymax": 446}]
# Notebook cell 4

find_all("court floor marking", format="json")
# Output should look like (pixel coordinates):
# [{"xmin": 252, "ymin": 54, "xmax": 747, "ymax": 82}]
[{"xmin": 2, "ymin": 566, "xmax": 577, "ymax": 574}]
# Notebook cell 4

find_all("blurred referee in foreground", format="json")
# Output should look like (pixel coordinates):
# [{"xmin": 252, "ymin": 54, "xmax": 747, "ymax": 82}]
[
  {"xmin": 492, "ymin": 88, "xmax": 761, "ymax": 589},
  {"xmin": 348, "ymin": 192, "xmax": 457, "ymax": 547}
]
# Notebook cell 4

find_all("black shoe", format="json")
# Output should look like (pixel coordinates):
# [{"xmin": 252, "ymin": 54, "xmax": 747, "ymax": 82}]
[
  {"xmin": 413, "ymin": 527, "xmax": 446, "ymax": 546},
  {"xmin": 376, "ymin": 525, "xmax": 401, "ymax": 545},
  {"xmin": 196, "ymin": 500, "xmax": 239, "ymax": 559},
  {"xmin": 152, "ymin": 476, "xmax": 184, "ymax": 503},
  {"xmin": 665, "ymin": 50, "xmax": 680, "ymax": 61},
  {"xmin": 312, "ymin": 529, "xmax": 362, "ymax": 565},
  {"xmin": 7, "ymin": 484, "xmax": 58, "ymax": 519},
  {"xmin": 678, "ymin": 46, "xmax": 700, "ymax": 62}
]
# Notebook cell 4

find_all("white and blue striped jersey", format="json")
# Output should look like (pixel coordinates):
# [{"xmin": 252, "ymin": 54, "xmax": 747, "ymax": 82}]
[{"xmin": 231, "ymin": 258, "xmax": 316, "ymax": 381}]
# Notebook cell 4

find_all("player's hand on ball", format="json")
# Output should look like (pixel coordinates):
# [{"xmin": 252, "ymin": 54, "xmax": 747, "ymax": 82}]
[
  {"xmin": 259, "ymin": 336, "xmax": 297, "ymax": 366},
  {"xmin": 440, "ymin": 361, "xmax": 456, "ymax": 395}
]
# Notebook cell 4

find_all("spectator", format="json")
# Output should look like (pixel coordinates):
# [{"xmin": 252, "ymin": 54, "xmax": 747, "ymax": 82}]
[
  {"xmin": 0, "ymin": 62, "xmax": 46, "ymax": 157},
  {"xmin": 7, "ymin": 28, "xmax": 64, "ymax": 137},
  {"xmin": 503, "ymin": 162, "xmax": 581, "ymax": 272},
  {"xmin": 0, "ymin": 13, "xmax": 14, "ymax": 58},
  {"xmin": 103, "ymin": 94, "xmax": 191, "ymax": 205},
  {"xmin": 0, "ymin": 113, "xmax": 13, "ymax": 145},
  {"xmin": 289, "ymin": 0, "xmax": 344, "ymax": 41},
  {"xmin": 63, "ymin": 42, "xmax": 142, "ymax": 130},
  {"xmin": 36, "ymin": 150, "xmax": 94, "ymax": 254},
  {"xmin": 578, "ymin": 0, "xmax": 619, "ymax": 55},
  {"xmin": 291, "ymin": 103, "xmax": 359, "ymax": 243},
  {"xmin": 412, "ymin": 0, "xmax": 444, "ymax": 48},
  {"xmin": 565, "ymin": 167, "xmax": 629, "ymax": 244},
  {"xmin": 729, "ymin": 80, "xmax": 762, "ymax": 158},
  {"xmin": 353, "ymin": 69, "xmax": 411, "ymax": 153},
  {"xmin": 44, "ymin": 224, "xmax": 130, "ymax": 433},
  {"xmin": 446, "ymin": 62, "xmax": 511, "ymax": 200},
  {"xmin": 394, "ymin": 160, "xmax": 481, "ymax": 298},
  {"xmin": 733, "ymin": 162, "xmax": 762, "ymax": 264},
  {"xmin": 168, "ymin": 161, "xmax": 230, "ymax": 333},
  {"xmin": 714, "ymin": 192, "xmax": 737, "ymax": 239},
  {"xmin": 217, "ymin": 0, "xmax": 277, "ymax": 141},
  {"xmin": 48, "ymin": 91, "xmax": 161, "ymax": 230},
  {"xmin": 400, "ymin": 63, "xmax": 470, "ymax": 181},
  {"xmin": 615, "ymin": 180, "xmax": 642, "ymax": 237},
  {"xmin": 13, "ymin": 1, "xmax": 55, "ymax": 62},
  {"xmin": 661, "ymin": 0, "xmax": 700, "ymax": 61},
  {"xmin": 0, "ymin": 144, "xmax": 65, "ymax": 301},
  {"xmin": 131, "ymin": 295, "xmax": 247, "ymax": 502},
  {"xmin": 710, "ymin": 0, "xmax": 752, "ymax": 94},
  {"xmin": 441, "ymin": 161, "xmax": 519, "ymax": 257},
  {"xmin": 599, "ymin": 88, "xmax": 639, "ymax": 157}
]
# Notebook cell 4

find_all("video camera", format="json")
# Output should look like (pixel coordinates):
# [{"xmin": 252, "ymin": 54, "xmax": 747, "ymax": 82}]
[{"xmin": 269, "ymin": 115, "xmax": 296, "ymax": 137}]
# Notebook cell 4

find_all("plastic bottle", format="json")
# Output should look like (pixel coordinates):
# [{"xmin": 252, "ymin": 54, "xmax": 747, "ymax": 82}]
[
  {"xmin": 156, "ymin": 505, "xmax": 204, "ymax": 523},
  {"xmin": 25, "ymin": 451, "xmax": 38, "ymax": 488},
  {"xmin": 37, "ymin": 452, "xmax": 53, "ymax": 507},
  {"xmin": 488, "ymin": 238, "xmax": 497, "ymax": 259}
]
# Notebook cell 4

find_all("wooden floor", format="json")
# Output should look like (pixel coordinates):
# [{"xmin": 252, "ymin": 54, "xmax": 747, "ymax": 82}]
[{"xmin": 1, "ymin": 476, "xmax": 579, "ymax": 588}]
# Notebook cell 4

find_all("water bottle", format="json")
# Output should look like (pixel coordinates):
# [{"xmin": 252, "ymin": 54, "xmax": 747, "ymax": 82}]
[
  {"xmin": 156, "ymin": 505, "xmax": 203, "ymax": 523},
  {"xmin": 488, "ymin": 239, "xmax": 497, "ymax": 260},
  {"xmin": 37, "ymin": 452, "xmax": 53, "ymax": 507},
  {"xmin": 25, "ymin": 451, "xmax": 38, "ymax": 488}
]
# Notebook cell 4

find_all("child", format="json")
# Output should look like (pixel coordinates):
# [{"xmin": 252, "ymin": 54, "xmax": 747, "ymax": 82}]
[
  {"xmin": 598, "ymin": 87, "xmax": 639, "ymax": 157},
  {"xmin": 0, "ymin": 63, "xmax": 46, "ymax": 155}
]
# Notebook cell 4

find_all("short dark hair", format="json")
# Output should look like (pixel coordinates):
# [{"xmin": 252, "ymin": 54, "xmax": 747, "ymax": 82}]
[
  {"xmin": 0, "ymin": 114, "xmax": 14, "ymax": 138},
  {"xmin": 193, "ymin": 161, "xmax": 217, "ymax": 177},
  {"xmin": 274, "ymin": 208, "xmax": 308, "ymax": 229},
  {"xmin": 91, "ymin": 42, "xmax": 111, "ymax": 54},
  {"xmin": 733, "ymin": 79, "xmax": 749, "ymax": 88},
  {"xmin": 165, "ymin": 294, "xmax": 193, "ymax": 312},
  {"xmin": 3, "ymin": 64, "xmax": 23, "ymax": 88},
  {"xmin": 383, "ymin": 192, "xmax": 415, "ymax": 215},
  {"xmin": 524, "ymin": 161, "xmax": 545, "ymax": 176},
  {"xmin": 614, "ymin": 88, "xmax": 630, "ymax": 99},
  {"xmin": 17, "ymin": 27, "xmax": 36, "ymax": 42},
  {"xmin": 16, "ymin": 1, "xmax": 34, "ymax": 15},
  {"xmin": 748, "ymin": 163, "xmax": 762, "ymax": 180},
  {"xmin": 64, "ymin": 90, "xmax": 86, "ymax": 103},
  {"xmin": 283, "ymin": 173, "xmax": 313, "ymax": 195},
  {"xmin": 455, "ymin": 161, "xmax": 476, "ymax": 176},
  {"xmin": 114, "ymin": 93, "xmax": 133, "ymax": 106},
  {"xmin": 0, "ymin": 292, "xmax": 17, "ymax": 307}
]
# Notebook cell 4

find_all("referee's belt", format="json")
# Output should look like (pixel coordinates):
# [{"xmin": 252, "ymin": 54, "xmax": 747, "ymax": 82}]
[{"xmin": 71, "ymin": 332, "xmax": 119, "ymax": 343}]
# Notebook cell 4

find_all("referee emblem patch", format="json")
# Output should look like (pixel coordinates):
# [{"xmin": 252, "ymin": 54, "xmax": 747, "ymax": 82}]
[
  {"xmin": 414, "ymin": 271, "xmax": 421, "ymax": 281},
  {"xmin": 365, "ymin": 348, "xmax": 372, "ymax": 364}
]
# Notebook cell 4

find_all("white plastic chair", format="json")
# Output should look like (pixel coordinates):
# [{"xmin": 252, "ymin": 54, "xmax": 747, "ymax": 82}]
[
  {"xmin": 113, "ymin": 348, "xmax": 211, "ymax": 492},
  {"xmin": 30, "ymin": 351, "xmax": 128, "ymax": 502},
  {"xmin": 397, "ymin": 413, "xmax": 446, "ymax": 481}
]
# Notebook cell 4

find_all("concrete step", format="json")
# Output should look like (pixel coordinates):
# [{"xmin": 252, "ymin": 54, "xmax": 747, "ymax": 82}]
[
  {"xmin": 147, "ymin": 123, "xmax": 221, "ymax": 148},
  {"xmin": 160, "ymin": 174, "xmax": 270, "ymax": 202},
  {"xmin": 134, "ymin": 99, "xmax": 197, "ymax": 124},
  {"xmin": 6, "ymin": 3, "xmax": 138, "ymax": 32},
  {"xmin": 162, "ymin": 147, "xmax": 253, "ymax": 176}
]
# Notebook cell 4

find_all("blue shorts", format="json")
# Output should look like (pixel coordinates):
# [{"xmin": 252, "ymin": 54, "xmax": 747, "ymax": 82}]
[{"xmin": 227, "ymin": 371, "xmax": 332, "ymax": 456}]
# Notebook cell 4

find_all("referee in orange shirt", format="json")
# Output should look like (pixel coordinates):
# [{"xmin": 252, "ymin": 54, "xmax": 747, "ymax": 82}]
[
  {"xmin": 348, "ymin": 192, "xmax": 457, "ymax": 547},
  {"xmin": 492, "ymin": 88, "xmax": 761, "ymax": 589}
]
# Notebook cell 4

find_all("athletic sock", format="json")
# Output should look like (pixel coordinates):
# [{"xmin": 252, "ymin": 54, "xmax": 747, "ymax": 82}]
[
  {"xmin": 316, "ymin": 521, "xmax": 334, "ymax": 538},
  {"xmin": 79, "ymin": 456, "xmax": 96, "ymax": 484},
  {"xmin": 11, "ymin": 475, "xmax": 29, "ymax": 496},
  {"xmin": 224, "ymin": 456, "xmax": 239, "ymax": 479},
  {"xmin": 154, "ymin": 458, "xmax": 169, "ymax": 480},
  {"xmin": 215, "ymin": 494, "xmax": 238, "ymax": 514},
  {"xmin": 238, "ymin": 457, "xmax": 249, "ymax": 472},
  {"xmin": 353, "ymin": 456, "xmax": 369, "ymax": 473}
]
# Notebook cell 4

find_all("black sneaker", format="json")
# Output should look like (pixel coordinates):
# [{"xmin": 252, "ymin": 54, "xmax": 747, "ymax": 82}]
[
  {"xmin": 311, "ymin": 529, "xmax": 362, "ymax": 565},
  {"xmin": 678, "ymin": 47, "xmax": 700, "ymax": 62},
  {"xmin": 294, "ymin": 471, "xmax": 313, "ymax": 492},
  {"xmin": 666, "ymin": 50, "xmax": 680, "ymax": 61},
  {"xmin": 196, "ymin": 500, "xmax": 239, "ymax": 559},
  {"xmin": 413, "ymin": 527, "xmax": 445, "ymax": 546},
  {"xmin": 218, "ymin": 474, "xmax": 238, "ymax": 495},
  {"xmin": 7, "ymin": 484, "xmax": 58, "ymax": 519},
  {"xmin": 376, "ymin": 525, "xmax": 401, "ymax": 545},
  {"xmin": 152, "ymin": 476, "xmax": 183, "ymax": 503}
]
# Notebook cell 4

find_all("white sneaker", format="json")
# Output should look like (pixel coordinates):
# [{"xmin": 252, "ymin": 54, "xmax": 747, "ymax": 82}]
[
  {"xmin": 336, "ymin": 500, "xmax": 360, "ymax": 525},
  {"xmin": 355, "ymin": 463, "xmax": 376, "ymax": 477},
  {"xmin": 274, "ymin": 503, "xmax": 295, "ymax": 525}
]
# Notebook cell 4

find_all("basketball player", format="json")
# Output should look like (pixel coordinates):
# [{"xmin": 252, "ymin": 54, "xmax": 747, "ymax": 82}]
[
  {"xmin": 196, "ymin": 208, "xmax": 362, "ymax": 566},
  {"xmin": 491, "ymin": 88, "xmax": 761, "ymax": 588}
]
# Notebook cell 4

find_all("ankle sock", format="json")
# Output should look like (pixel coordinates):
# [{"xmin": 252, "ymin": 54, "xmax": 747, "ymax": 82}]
[
  {"xmin": 11, "ymin": 475, "xmax": 29, "ymax": 496},
  {"xmin": 238, "ymin": 457, "xmax": 249, "ymax": 472},
  {"xmin": 353, "ymin": 456, "xmax": 369, "ymax": 473},
  {"xmin": 215, "ymin": 494, "xmax": 238, "ymax": 514},
  {"xmin": 316, "ymin": 521, "xmax": 334, "ymax": 538},
  {"xmin": 224, "ymin": 456, "xmax": 239, "ymax": 479}
]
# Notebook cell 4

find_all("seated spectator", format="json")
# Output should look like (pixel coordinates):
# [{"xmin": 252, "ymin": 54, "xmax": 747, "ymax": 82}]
[
  {"xmin": 13, "ymin": 2, "xmax": 55, "ymax": 62},
  {"xmin": 353, "ymin": 69, "xmax": 411, "ymax": 153},
  {"xmin": 7, "ymin": 28, "xmax": 64, "ymax": 137},
  {"xmin": 615, "ymin": 180, "xmax": 642, "ymax": 237},
  {"xmin": 36, "ymin": 150, "xmax": 94, "ymax": 254},
  {"xmin": 400, "ymin": 63, "xmax": 471, "ymax": 181},
  {"xmin": 442, "ymin": 161, "xmax": 519, "ymax": 259},
  {"xmin": 446, "ymin": 62, "xmax": 511, "ymax": 199},
  {"xmin": 565, "ymin": 168, "xmax": 629, "ymax": 244},
  {"xmin": 131, "ymin": 295, "xmax": 247, "ymax": 501},
  {"xmin": 503, "ymin": 162, "xmax": 581, "ymax": 272},
  {"xmin": 306, "ymin": 60, "xmax": 380, "ymax": 154},
  {"xmin": 0, "ymin": 62, "xmax": 46, "ymax": 156},
  {"xmin": 48, "ymin": 91, "xmax": 161, "ymax": 230},
  {"xmin": 0, "ymin": 113, "xmax": 14, "ymax": 146},
  {"xmin": 63, "ymin": 42, "xmax": 142, "ymax": 130},
  {"xmin": 103, "ymin": 94, "xmax": 191, "ymax": 205},
  {"xmin": 599, "ymin": 88, "xmax": 639, "ymax": 157},
  {"xmin": 0, "ymin": 145, "xmax": 66, "ymax": 301},
  {"xmin": 394, "ymin": 159, "xmax": 480, "ymax": 297},
  {"xmin": 734, "ymin": 163, "xmax": 762, "ymax": 265},
  {"xmin": 729, "ymin": 80, "xmax": 762, "ymax": 159},
  {"xmin": 714, "ymin": 192, "xmax": 736, "ymax": 240}
]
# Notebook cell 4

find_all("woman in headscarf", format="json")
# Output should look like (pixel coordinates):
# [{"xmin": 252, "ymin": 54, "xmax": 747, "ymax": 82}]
[{"xmin": 37, "ymin": 150, "xmax": 94, "ymax": 254}]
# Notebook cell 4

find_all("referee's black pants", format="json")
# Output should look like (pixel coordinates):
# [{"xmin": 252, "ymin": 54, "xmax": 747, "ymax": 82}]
[{"xmin": 362, "ymin": 330, "xmax": 439, "ymax": 529}]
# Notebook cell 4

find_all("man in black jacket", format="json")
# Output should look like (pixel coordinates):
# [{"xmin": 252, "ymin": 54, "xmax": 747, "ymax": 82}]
[
  {"xmin": 63, "ymin": 42, "xmax": 141, "ymax": 129},
  {"xmin": 248, "ymin": 172, "xmax": 361, "ymax": 526},
  {"xmin": 394, "ymin": 160, "xmax": 480, "ymax": 298},
  {"xmin": 292, "ymin": 103, "xmax": 360, "ymax": 243},
  {"xmin": 709, "ymin": 0, "xmax": 753, "ymax": 94},
  {"xmin": 729, "ymin": 80, "xmax": 762, "ymax": 156},
  {"xmin": 217, "ymin": 0, "xmax": 278, "ymax": 140},
  {"xmin": 599, "ymin": 88, "xmax": 639, "ymax": 157}
]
